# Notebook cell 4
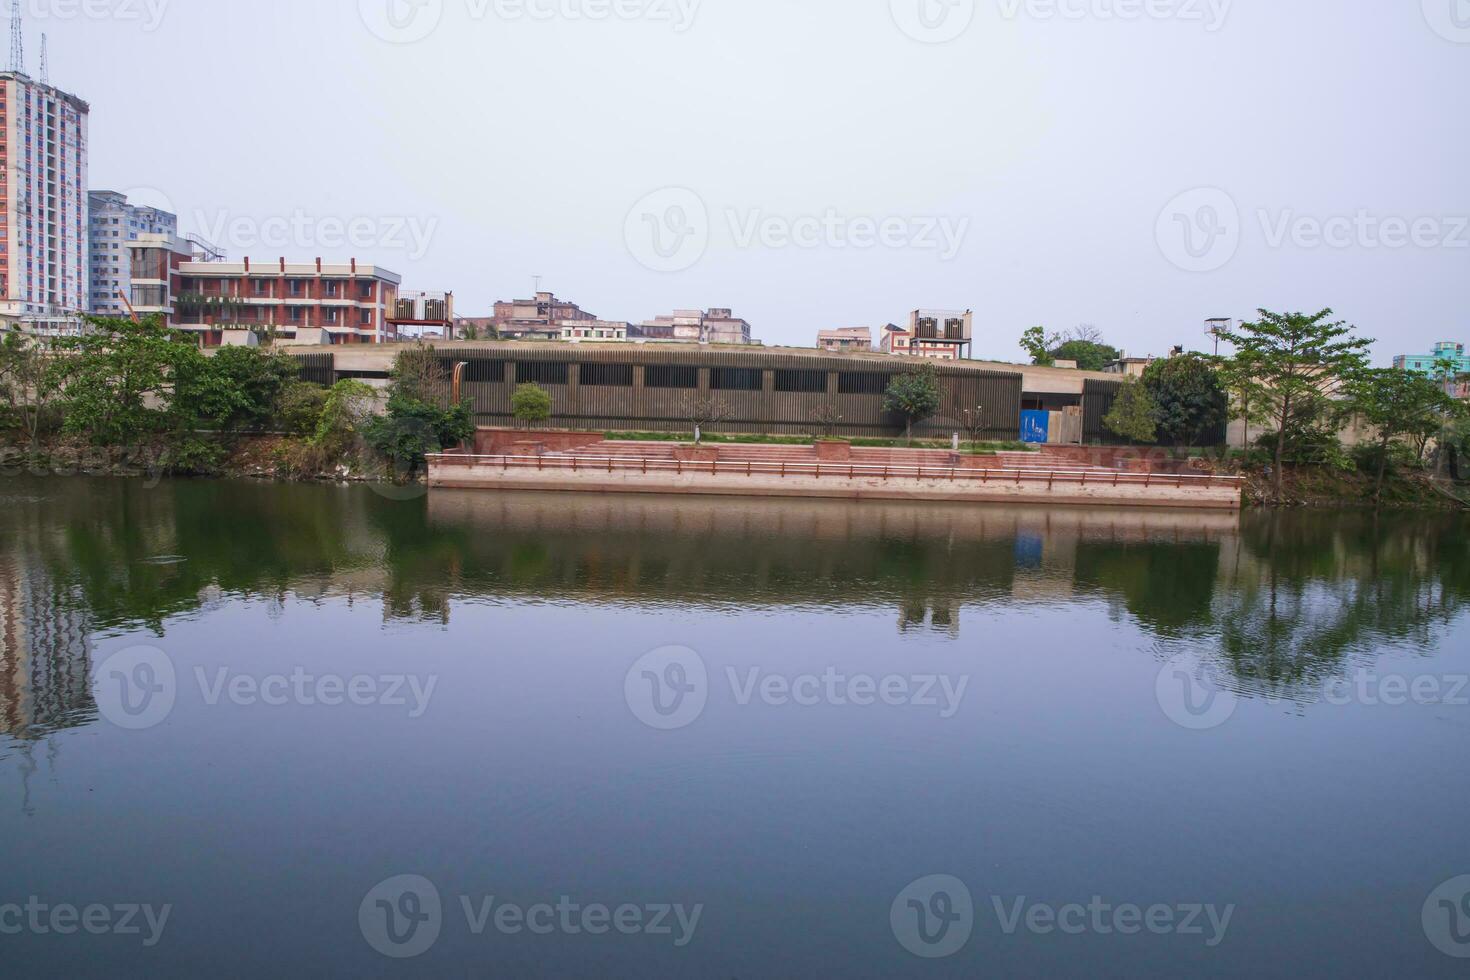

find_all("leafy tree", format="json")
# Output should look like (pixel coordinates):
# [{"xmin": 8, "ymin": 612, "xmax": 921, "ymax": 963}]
[
  {"xmin": 51, "ymin": 315, "xmax": 198, "ymax": 446},
  {"xmin": 0, "ymin": 329, "xmax": 59, "ymax": 448},
  {"xmin": 1219, "ymin": 309, "xmax": 1373, "ymax": 502},
  {"xmin": 1103, "ymin": 378, "xmax": 1158, "ymax": 444},
  {"xmin": 275, "ymin": 380, "xmax": 330, "ymax": 437},
  {"xmin": 173, "ymin": 345, "xmax": 298, "ymax": 434},
  {"xmin": 312, "ymin": 379, "xmax": 377, "ymax": 458},
  {"xmin": 1051, "ymin": 339, "xmax": 1121, "ymax": 372},
  {"xmin": 1348, "ymin": 368, "xmax": 1459, "ymax": 504},
  {"xmin": 1049, "ymin": 325, "xmax": 1120, "ymax": 371},
  {"xmin": 883, "ymin": 362, "xmax": 943, "ymax": 444},
  {"xmin": 512, "ymin": 383, "xmax": 553, "ymax": 429},
  {"xmin": 1020, "ymin": 326, "xmax": 1054, "ymax": 366},
  {"xmin": 365, "ymin": 346, "xmax": 475, "ymax": 480},
  {"xmin": 1141, "ymin": 353, "xmax": 1227, "ymax": 447}
]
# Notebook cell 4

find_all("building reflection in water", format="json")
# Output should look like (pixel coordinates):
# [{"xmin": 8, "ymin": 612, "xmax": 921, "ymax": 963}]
[{"xmin": 1, "ymin": 477, "xmax": 1467, "ymax": 753}]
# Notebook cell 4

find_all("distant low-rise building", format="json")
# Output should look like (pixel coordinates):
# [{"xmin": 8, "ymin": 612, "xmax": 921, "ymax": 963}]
[
  {"xmin": 1394, "ymin": 342, "xmax": 1470, "ymax": 378},
  {"xmin": 561, "ymin": 320, "xmax": 630, "ymax": 342},
  {"xmin": 492, "ymin": 291, "xmax": 596, "ymax": 340},
  {"xmin": 818, "ymin": 327, "xmax": 873, "ymax": 352},
  {"xmin": 880, "ymin": 310, "xmax": 973, "ymax": 360},
  {"xmin": 1103, "ymin": 356, "xmax": 1158, "ymax": 377},
  {"xmin": 388, "ymin": 290, "xmax": 455, "ymax": 340},
  {"xmin": 634, "ymin": 307, "xmax": 755, "ymax": 345}
]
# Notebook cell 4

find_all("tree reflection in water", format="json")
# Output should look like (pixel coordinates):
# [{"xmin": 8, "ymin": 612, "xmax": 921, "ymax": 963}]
[{"xmin": 1, "ymin": 477, "xmax": 1467, "ymax": 746}]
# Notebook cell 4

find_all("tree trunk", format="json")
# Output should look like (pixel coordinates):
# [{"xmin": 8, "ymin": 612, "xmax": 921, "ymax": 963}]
[
  {"xmin": 905, "ymin": 417, "xmax": 913, "ymax": 446},
  {"xmin": 1374, "ymin": 434, "xmax": 1391, "ymax": 508}
]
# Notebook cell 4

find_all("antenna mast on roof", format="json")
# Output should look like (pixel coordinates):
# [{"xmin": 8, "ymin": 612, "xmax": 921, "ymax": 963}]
[
  {"xmin": 38, "ymin": 33, "xmax": 46, "ymax": 85},
  {"xmin": 9, "ymin": 0, "xmax": 23, "ymax": 75}
]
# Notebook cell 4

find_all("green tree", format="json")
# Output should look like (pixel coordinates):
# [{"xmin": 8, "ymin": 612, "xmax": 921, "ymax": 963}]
[
  {"xmin": 1103, "ymin": 378, "xmax": 1158, "ymax": 443},
  {"xmin": 1020, "ymin": 326, "xmax": 1054, "ymax": 366},
  {"xmin": 1348, "ymin": 368, "xmax": 1459, "ymax": 505},
  {"xmin": 883, "ymin": 362, "xmax": 943, "ymax": 444},
  {"xmin": 1219, "ymin": 309, "xmax": 1373, "ymax": 502},
  {"xmin": 364, "ymin": 346, "xmax": 475, "ymax": 480},
  {"xmin": 51, "ymin": 315, "xmax": 199, "ymax": 446},
  {"xmin": 1050, "ymin": 339, "xmax": 1120, "ymax": 372},
  {"xmin": 511, "ymin": 382, "xmax": 553, "ymax": 429},
  {"xmin": 173, "ymin": 345, "xmax": 299, "ymax": 434},
  {"xmin": 1141, "ymin": 353, "xmax": 1227, "ymax": 447},
  {"xmin": 0, "ymin": 329, "xmax": 59, "ymax": 448}
]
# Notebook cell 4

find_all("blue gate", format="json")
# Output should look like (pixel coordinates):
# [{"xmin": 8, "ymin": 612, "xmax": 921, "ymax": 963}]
[{"xmin": 1020, "ymin": 410, "xmax": 1050, "ymax": 444}]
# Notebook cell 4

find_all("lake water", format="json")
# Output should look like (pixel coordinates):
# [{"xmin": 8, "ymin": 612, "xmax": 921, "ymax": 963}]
[{"xmin": 1, "ymin": 477, "xmax": 1468, "ymax": 977}]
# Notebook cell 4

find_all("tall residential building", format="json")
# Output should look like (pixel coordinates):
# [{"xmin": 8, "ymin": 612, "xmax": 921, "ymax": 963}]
[
  {"xmin": 0, "ymin": 69, "xmax": 89, "ymax": 335},
  {"xmin": 128, "ymin": 235, "xmax": 401, "ymax": 346},
  {"xmin": 87, "ymin": 189, "xmax": 177, "ymax": 317}
]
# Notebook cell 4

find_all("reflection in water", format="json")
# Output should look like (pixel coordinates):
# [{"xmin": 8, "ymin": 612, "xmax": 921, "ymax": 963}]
[{"xmin": 1, "ymin": 476, "xmax": 1467, "ymax": 746}]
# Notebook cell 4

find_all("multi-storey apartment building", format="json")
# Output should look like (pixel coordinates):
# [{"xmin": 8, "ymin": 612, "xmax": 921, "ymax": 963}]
[
  {"xmin": 87, "ymin": 189, "xmax": 176, "ymax": 317},
  {"xmin": 817, "ymin": 326, "xmax": 873, "ymax": 352},
  {"xmin": 128, "ymin": 235, "xmax": 401, "ymax": 345},
  {"xmin": 0, "ymin": 70, "xmax": 88, "ymax": 335}
]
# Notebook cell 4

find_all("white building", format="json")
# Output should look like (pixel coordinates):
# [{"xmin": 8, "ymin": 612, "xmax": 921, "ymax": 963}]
[
  {"xmin": 88, "ymin": 190, "xmax": 177, "ymax": 318},
  {"xmin": 0, "ymin": 70, "xmax": 89, "ymax": 335},
  {"xmin": 561, "ymin": 320, "xmax": 630, "ymax": 342}
]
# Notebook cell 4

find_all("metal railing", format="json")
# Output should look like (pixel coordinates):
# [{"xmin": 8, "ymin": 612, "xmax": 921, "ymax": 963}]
[{"xmin": 427, "ymin": 453, "xmax": 1245, "ymax": 491}]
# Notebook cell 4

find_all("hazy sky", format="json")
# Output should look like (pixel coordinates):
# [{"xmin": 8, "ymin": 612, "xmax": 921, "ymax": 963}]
[{"xmin": 46, "ymin": 0, "xmax": 1469, "ymax": 362}]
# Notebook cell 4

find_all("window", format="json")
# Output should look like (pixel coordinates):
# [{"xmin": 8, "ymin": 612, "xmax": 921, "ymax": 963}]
[
  {"xmin": 774, "ymin": 370, "xmax": 827, "ymax": 393},
  {"xmin": 359, "ymin": 282, "xmax": 374, "ymax": 299},
  {"xmin": 580, "ymin": 363, "xmax": 634, "ymax": 387},
  {"xmin": 464, "ymin": 360, "xmax": 506, "ymax": 383},
  {"xmin": 516, "ymin": 361, "xmax": 570, "ymax": 385},
  {"xmin": 838, "ymin": 372, "xmax": 890, "ymax": 395},
  {"xmin": 359, "ymin": 309, "xmax": 372, "ymax": 325},
  {"xmin": 644, "ymin": 365, "xmax": 698, "ymax": 389},
  {"xmin": 710, "ymin": 367, "xmax": 763, "ymax": 391},
  {"xmin": 288, "ymin": 279, "xmax": 305, "ymax": 296}
]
